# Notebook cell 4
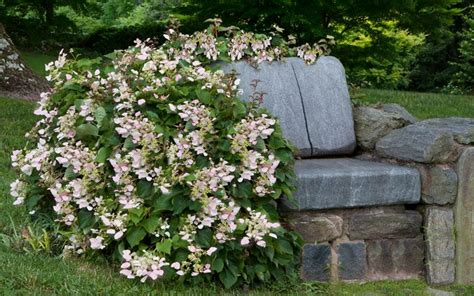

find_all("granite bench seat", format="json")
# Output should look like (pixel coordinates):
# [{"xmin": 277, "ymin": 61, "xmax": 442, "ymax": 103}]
[
  {"xmin": 222, "ymin": 56, "xmax": 422, "ymax": 210},
  {"xmin": 292, "ymin": 158, "xmax": 421, "ymax": 210}
]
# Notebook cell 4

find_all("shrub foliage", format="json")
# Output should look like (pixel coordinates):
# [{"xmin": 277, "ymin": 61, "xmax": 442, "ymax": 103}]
[{"xmin": 10, "ymin": 21, "xmax": 330, "ymax": 287}]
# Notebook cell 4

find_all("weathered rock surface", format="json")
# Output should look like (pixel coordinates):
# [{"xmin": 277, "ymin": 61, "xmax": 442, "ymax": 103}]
[
  {"xmin": 291, "ymin": 158, "xmax": 420, "ymax": 210},
  {"xmin": 418, "ymin": 165, "xmax": 458, "ymax": 205},
  {"xmin": 426, "ymin": 288, "xmax": 454, "ymax": 296},
  {"xmin": 454, "ymin": 148, "xmax": 474, "ymax": 284},
  {"xmin": 221, "ymin": 57, "xmax": 356, "ymax": 157},
  {"xmin": 301, "ymin": 244, "xmax": 332, "ymax": 281},
  {"xmin": 289, "ymin": 214, "xmax": 343, "ymax": 243},
  {"xmin": 220, "ymin": 59, "xmax": 312, "ymax": 156},
  {"xmin": 348, "ymin": 212, "xmax": 422, "ymax": 240},
  {"xmin": 353, "ymin": 106, "xmax": 407, "ymax": 150},
  {"xmin": 382, "ymin": 103, "xmax": 417, "ymax": 124},
  {"xmin": 290, "ymin": 57, "xmax": 356, "ymax": 156},
  {"xmin": 337, "ymin": 241, "xmax": 367, "ymax": 280},
  {"xmin": 376, "ymin": 125, "xmax": 456, "ymax": 163},
  {"xmin": 425, "ymin": 207, "xmax": 455, "ymax": 285},
  {"xmin": 366, "ymin": 238, "xmax": 424, "ymax": 280},
  {"xmin": 416, "ymin": 117, "xmax": 474, "ymax": 145}
]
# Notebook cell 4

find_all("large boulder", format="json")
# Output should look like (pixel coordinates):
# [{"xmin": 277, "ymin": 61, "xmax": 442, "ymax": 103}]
[
  {"xmin": 376, "ymin": 124, "xmax": 457, "ymax": 163},
  {"xmin": 381, "ymin": 103, "xmax": 417, "ymax": 124},
  {"xmin": 353, "ymin": 106, "xmax": 408, "ymax": 150},
  {"xmin": 415, "ymin": 117, "xmax": 474, "ymax": 145},
  {"xmin": 221, "ymin": 56, "xmax": 356, "ymax": 157}
]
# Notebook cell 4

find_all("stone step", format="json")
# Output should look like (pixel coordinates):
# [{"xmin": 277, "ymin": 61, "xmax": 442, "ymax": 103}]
[{"xmin": 291, "ymin": 158, "xmax": 420, "ymax": 210}]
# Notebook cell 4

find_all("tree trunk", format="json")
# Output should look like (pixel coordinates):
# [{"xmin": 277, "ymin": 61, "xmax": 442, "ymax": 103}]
[{"xmin": 0, "ymin": 23, "xmax": 49, "ymax": 100}]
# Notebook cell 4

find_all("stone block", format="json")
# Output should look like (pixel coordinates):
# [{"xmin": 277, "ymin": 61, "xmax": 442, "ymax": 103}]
[
  {"xmin": 290, "ymin": 57, "xmax": 356, "ymax": 156},
  {"xmin": 376, "ymin": 125, "xmax": 456, "ymax": 163},
  {"xmin": 455, "ymin": 148, "xmax": 474, "ymax": 284},
  {"xmin": 353, "ymin": 106, "xmax": 407, "ymax": 150},
  {"xmin": 416, "ymin": 117, "xmax": 474, "ymax": 145},
  {"xmin": 366, "ymin": 238, "xmax": 424, "ymax": 280},
  {"xmin": 425, "ymin": 207, "xmax": 455, "ymax": 285},
  {"xmin": 290, "ymin": 214, "xmax": 343, "ymax": 243},
  {"xmin": 381, "ymin": 103, "xmax": 417, "ymax": 124},
  {"xmin": 336, "ymin": 241, "xmax": 367, "ymax": 280},
  {"xmin": 221, "ymin": 57, "xmax": 356, "ymax": 157},
  {"xmin": 291, "ymin": 158, "xmax": 420, "ymax": 210},
  {"xmin": 301, "ymin": 243, "xmax": 332, "ymax": 281},
  {"xmin": 348, "ymin": 212, "xmax": 422, "ymax": 240},
  {"xmin": 418, "ymin": 165, "xmax": 458, "ymax": 205}
]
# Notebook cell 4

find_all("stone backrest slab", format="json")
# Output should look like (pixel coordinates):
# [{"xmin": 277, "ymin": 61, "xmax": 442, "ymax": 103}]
[
  {"xmin": 220, "ymin": 59, "xmax": 312, "ymax": 156},
  {"xmin": 220, "ymin": 56, "xmax": 356, "ymax": 157},
  {"xmin": 290, "ymin": 57, "xmax": 356, "ymax": 156}
]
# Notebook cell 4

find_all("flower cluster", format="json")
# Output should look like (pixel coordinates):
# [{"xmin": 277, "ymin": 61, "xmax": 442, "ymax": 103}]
[{"xmin": 10, "ymin": 21, "xmax": 328, "ymax": 288}]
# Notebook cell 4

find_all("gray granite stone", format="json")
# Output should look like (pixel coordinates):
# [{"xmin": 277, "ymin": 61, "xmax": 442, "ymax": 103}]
[
  {"xmin": 382, "ymin": 103, "xmax": 417, "ymax": 124},
  {"xmin": 290, "ymin": 214, "xmax": 343, "ymax": 243},
  {"xmin": 301, "ymin": 243, "xmax": 332, "ymax": 281},
  {"xmin": 349, "ymin": 212, "xmax": 422, "ymax": 240},
  {"xmin": 337, "ymin": 241, "xmax": 367, "ymax": 280},
  {"xmin": 426, "ymin": 287, "xmax": 454, "ymax": 296},
  {"xmin": 425, "ymin": 207, "xmax": 455, "ymax": 285},
  {"xmin": 416, "ymin": 117, "xmax": 474, "ymax": 144},
  {"xmin": 221, "ymin": 57, "xmax": 356, "ymax": 157},
  {"xmin": 366, "ymin": 238, "xmax": 424, "ymax": 280},
  {"xmin": 220, "ymin": 59, "xmax": 312, "ymax": 156},
  {"xmin": 418, "ymin": 165, "xmax": 458, "ymax": 205},
  {"xmin": 455, "ymin": 148, "xmax": 474, "ymax": 284},
  {"xmin": 376, "ymin": 124, "xmax": 456, "ymax": 163},
  {"xmin": 290, "ymin": 57, "xmax": 356, "ymax": 156},
  {"xmin": 353, "ymin": 106, "xmax": 407, "ymax": 150},
  {"xmin": 291, "ymin": 158, "xmax": 420, "ymax": 210}
]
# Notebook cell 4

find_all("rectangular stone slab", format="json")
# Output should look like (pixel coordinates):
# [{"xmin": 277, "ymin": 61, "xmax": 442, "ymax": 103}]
[
  {"xmin": 455, "ymin": 148, "xmax": 474, "ymax": 284},
  {"xmin": 291, "ymin": 158, "xmax": 421, "ymax": 210},
  {"xmin": 220, "ymin": 56, "xmax": 356, "ymax": 157},
  {"xmin": 290, "ymin": 57, "xmax": 356, "ymax": 156},
  {"xmin": 219, "ymin": 60, "xmax": 312, "ymax": 157}
]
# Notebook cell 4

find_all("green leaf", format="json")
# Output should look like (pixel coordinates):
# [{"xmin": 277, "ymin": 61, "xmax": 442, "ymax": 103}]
[
  {"xmin": 126, "ymin": 227, "xmax": 146, "ymax": 247},
  {"xmin": 212, "ymin": 258, "xmax": 224, "ymax": 272},
  {"xmin": 275, "ymin": 149, "xmax": 293, "ymax": 163},
  {"xmin": 153, "ymin": 195, "xmax": 173, "ymax": 212},
  {"xmin": 123, "ymin": 137, "xmax": 135, "ymax": 150},
  {"xmin": 276, "ymin": 239, "xmax": 293, "ymax": 255},
  {"xmin": 236, "ymin": 182, "xmax": 252, "ymax": 198},
  {"xmin": 156, "ymin": 239, "xmax": 172, "ymax": 254},
  {"xmin": 64, "ymin": 166, "xmax": 77, "ymax": 179},
  {"xmin": 128, "ymin": 208, "xmax": 145, "ymax": 225},
  {"xmin": 94, "ymin": 106, "xmax": 107, "ymax": 128},
  {"xmin": 78, "ymin": 210, "xmax": 95, "ymax": 230},
  {"xmin": 137, "ymin": 180, "xmax": 153, "ymax": 198},
  {"xmin": 195, "ymin": 228, "xmax": 212, "ymax": 248},
  {"xmin": 76, "ymin": 123, "xmax": 99, "ymax": 138},
  {"xmin": 195, "ymin": 89, "xmax": 212, "ymax": 104},
  {"xmin": 172, "ymin": 195, "xmax": 191, "ymax": 214},
  {"xmin": 219, "ymin": 268, "xmax": 238, "ymax": 289},
  {"xmin": 95, "ymin": 147, "xmax": 111, "ymax": 163},
  {"xmin": 142, "ymin": 216, "xmax": 159, "ymax": 233}
]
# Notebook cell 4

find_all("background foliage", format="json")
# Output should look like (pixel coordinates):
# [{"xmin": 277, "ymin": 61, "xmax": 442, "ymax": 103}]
[{"xmin": 0, "ymin": 0, "xmax": 473, "ymax": 93}]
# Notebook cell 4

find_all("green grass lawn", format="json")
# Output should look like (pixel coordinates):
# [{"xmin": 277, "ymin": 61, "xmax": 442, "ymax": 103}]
[
  {"xmin": 20, "ymin": 51, "xmax": 57, "ymax": 77},
  {"xmin": 355, "ymin": 88, "xmax": 474, "ymax": 119}
]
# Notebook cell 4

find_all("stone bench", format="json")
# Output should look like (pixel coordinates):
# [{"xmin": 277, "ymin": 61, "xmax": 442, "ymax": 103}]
[{"xmin": 223, "ymin": 57, "xmax": 474, "ymax": 285}]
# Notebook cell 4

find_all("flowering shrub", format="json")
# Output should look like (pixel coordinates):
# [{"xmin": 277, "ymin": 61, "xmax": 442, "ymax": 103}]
[{"xmin": 10, "ymin": 20, "xmax": 331, "ymax": 288}]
